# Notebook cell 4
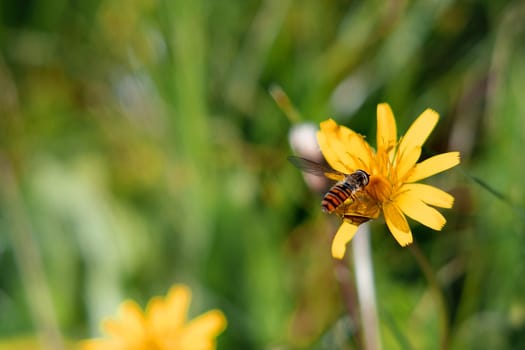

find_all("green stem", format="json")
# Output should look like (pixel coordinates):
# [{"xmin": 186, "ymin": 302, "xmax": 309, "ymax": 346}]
[{"xmin": 409, "ymin": 243, "xmax": 450, "ymax": 350}]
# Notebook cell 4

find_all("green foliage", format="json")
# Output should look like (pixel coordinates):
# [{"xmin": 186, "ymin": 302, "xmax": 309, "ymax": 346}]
[{"xmin": 1, "ymin": 0, "xmax": 525, "ymax": 349}]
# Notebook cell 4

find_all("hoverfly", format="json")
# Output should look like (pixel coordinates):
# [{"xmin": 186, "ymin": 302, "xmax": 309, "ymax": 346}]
[{"xmin": 288, "ymin": 156, "xmax": 370, "ymax": 213}]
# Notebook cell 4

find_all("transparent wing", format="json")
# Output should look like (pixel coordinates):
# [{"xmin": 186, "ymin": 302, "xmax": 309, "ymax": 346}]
[{"xmin": 287, "ymin": 156, "xmax": 346, "ymax": 181}]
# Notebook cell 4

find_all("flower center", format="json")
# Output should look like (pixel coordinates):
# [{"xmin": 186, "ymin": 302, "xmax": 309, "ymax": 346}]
[{"xmin": 366, "ymin": 174, "xmax": 392, "ymax": 204}]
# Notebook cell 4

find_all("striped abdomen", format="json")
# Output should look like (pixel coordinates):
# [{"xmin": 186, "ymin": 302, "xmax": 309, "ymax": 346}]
[
  {"xmin": 321, "ymin": 182, "xmax": 358, "ymax": 212},
  {"xmin": 321, "ymin": 170, "xmax": 370, "ymax": 213}
]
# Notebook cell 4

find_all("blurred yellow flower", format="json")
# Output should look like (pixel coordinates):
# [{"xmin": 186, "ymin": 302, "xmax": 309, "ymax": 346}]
[
  {"xmin": 318, "ymin": 103, "xmax": 460, "ymax": 259},
  {"xmin": 80, "ymin": 285, "xmax": 227, "ymax": 350}
]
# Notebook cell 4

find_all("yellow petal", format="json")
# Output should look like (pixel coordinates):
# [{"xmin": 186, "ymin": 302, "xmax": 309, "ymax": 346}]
[
  {"xmin": 406, "ymin": 152, "xmax": 460, "ymax": 182},
  {"xmin": 163, "ymin": 285, "xmax": 191, "ymax": 329},
  {"xmin": 397, "ymin": 109, "xmax": 439, "ymax": 158},
  {"xmin": 376, "ymin": 103, "xmax": 397, "ymax": 154},
  {"xmin": 317, "ymin": 123, "xmax": 354, "ymax": 173},
  {"xmin": 103, "ymin": 301, "xmax": 145, "ymax": 338},
  {"xmin": 401, "ymin": 183, "xmax": 454, "ymax": 208},
  {"xmin": 318, "ymin": 119, "xmax": 373, "ymax": 173},
  {"xmin": 317, "ymin": 131, "xmax": 353, "ymax": 174},
  {"xmin": 101, "ymin": 301, "xmax": 147, "ymax": 347},
  {"xmin": 175, "ymin": 310, "xmax": 226, "ymax": 350},
  {"xmin": 147, "ymin": 296, "xmax": 168, "ymax": 337},
  {"xmin": 331, "ymin": 221, "xmax": 359, "ymax": 259},
  {"xmin": 184, "ymin": 310, "xmax": 227, "ymax": 338},
  {"xmin": 345, "ymin": 133, "xmax": 374, "ymax": 171},
  {"xmin": 79, "ymin": 339, "xmax": 119, "ymax": 350},
  {"xmin": 383, "ymin": 202, "xmax": 413, "ymax": 246},
  {"xmin": 395, "ymin": 191, "xmax": 446, "ymax": 230},
  {"xmin": 395, "ymin": 146, "xmax": 421, "ymax": 181}
]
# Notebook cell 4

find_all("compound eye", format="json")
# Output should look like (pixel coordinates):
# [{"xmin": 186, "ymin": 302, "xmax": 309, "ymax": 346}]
[{"xmin": 361, "ymin": 171, "xmax": 370, "ymax": 185}]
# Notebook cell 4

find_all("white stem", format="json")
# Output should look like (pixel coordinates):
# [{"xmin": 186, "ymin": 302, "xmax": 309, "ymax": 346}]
[{"xmin": 352, "ymin": 223, "xmax": 381, "ymax": 350}]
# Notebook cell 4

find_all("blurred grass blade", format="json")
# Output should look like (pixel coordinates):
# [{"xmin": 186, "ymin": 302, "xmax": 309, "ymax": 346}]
[
  {"xmin": 467, "ymin": 172, "xmax": 525, "ymax": 223},
  {"xmin": 0, "ymin": 156, "xmax": 65, "ymax": 350},
  {"xmin": 269, "ymin": 84, "xmax": 302, "ymax": 123},
  {"xmin": 381, "ymin": 308, "xmax": 414, "ymax": 350}
]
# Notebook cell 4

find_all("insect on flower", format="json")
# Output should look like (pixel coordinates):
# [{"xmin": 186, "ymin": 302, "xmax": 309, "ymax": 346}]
[
  {"xmin": 289, "ymin": 103, "xmax": 461, "ymax": 259},
  {"xmin": 288, "ymin": 156, "xmax": 370, "ymax": 213}
]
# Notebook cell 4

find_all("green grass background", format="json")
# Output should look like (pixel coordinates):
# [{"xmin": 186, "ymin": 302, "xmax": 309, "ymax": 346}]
[{"xmin": 1, "ymin": 0, "xmax": 525, "ymax": 349}]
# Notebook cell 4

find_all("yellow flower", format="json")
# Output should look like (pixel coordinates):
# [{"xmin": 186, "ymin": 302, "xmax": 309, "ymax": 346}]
[
  {"xmin": 317, "ymin": 103, "xmax": 460, "ymax": 259},
  {"xmin": 80, "ymin": 285, "xmax": 227, "ymax": 350}
]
